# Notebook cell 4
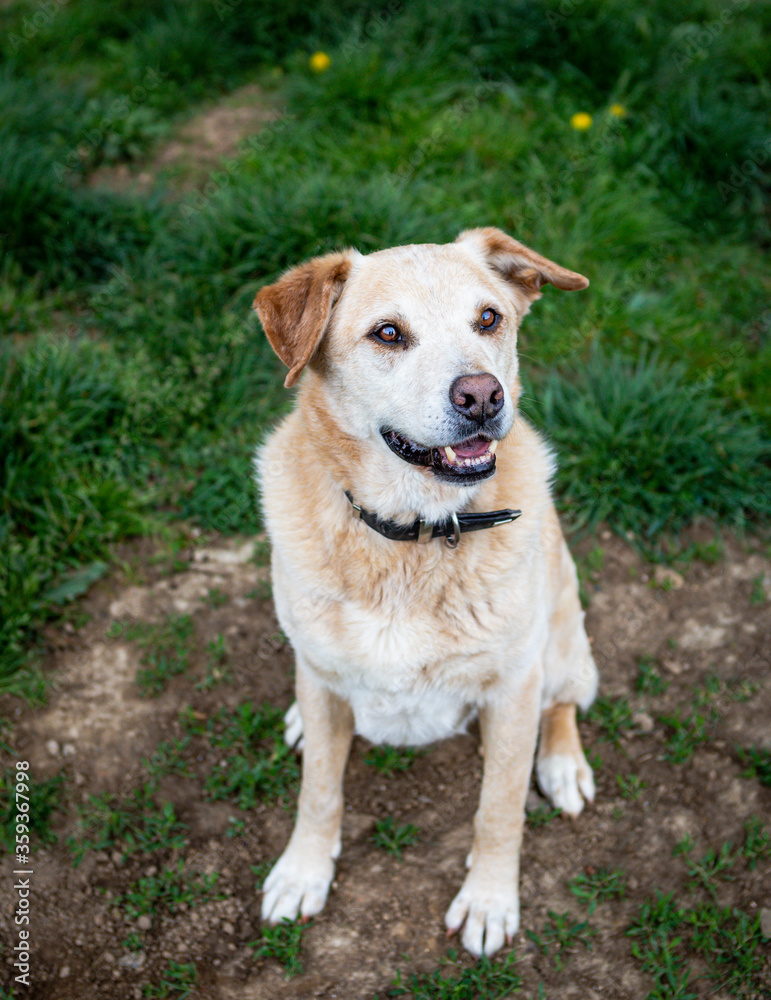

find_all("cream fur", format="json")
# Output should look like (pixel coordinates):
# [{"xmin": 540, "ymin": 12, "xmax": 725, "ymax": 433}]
[{"xmin": 254, "ymin": 229, "xmax": 598, "ymax": 957}]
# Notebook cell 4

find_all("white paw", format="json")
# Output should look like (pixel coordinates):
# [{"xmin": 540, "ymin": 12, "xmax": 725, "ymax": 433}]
[
  {"xmin": 283, "ymin": 701, "xmax": 304, "ymax": 751},
  {"xmin": 536, "ymin": 752, "xmax": 595, "ymax": 817},
  {"xmin": 261, "ymin": 849, "xmax": 334, "ymax": 924},
  {"xmin": 445, "ymin": 874, "xmax": 519, "ymax": 957}
]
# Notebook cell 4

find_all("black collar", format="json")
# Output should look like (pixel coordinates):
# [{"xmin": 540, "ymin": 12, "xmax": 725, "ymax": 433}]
[{"xmin": 345, "ymin": 491, "xmax": 521, "ymax": 548}]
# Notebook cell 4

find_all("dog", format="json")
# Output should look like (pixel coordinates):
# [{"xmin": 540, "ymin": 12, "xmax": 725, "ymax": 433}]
[{"xmin": 253, "ymin": 227, "xmax": 598, "ymax": 957}]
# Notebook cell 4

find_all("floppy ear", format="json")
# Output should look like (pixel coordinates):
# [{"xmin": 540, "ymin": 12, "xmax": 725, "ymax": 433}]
[
  {"xmin": 455, "ymin": 227, "xmax": 588, "ymax": 302},
  {"xmin": 253, "ymin": 251, "xmax": 353, "ymax": 388}
]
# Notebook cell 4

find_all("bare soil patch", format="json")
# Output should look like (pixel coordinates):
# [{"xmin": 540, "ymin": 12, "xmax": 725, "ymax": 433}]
[{"xmin": 89, "ymin": 83, "xmax": 282, "ymax": 193}]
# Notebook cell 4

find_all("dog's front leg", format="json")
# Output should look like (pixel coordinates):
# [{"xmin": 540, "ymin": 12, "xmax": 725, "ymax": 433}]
[
  {"xmin": 445, "ymin": 667, "xmax": 540, "ymax": 957},
  {"xmin": 261, "ymin": 660, "xmax": 354, "ymax": 924}
]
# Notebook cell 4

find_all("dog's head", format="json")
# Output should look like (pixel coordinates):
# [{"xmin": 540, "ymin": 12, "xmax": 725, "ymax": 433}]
[{"xmin": 255, "ymin": 227, "xmax": 587, "ymax": 491}]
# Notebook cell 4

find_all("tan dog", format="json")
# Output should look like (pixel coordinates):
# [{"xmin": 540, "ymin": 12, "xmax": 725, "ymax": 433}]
[{"xmin": 254, "ymin": 227, "xmax": 598, "ymax": 957}]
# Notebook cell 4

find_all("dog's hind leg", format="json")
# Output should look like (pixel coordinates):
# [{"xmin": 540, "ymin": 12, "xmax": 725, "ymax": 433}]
[
  {"xmin": 537, "ymin": 703, "xmax": 594, "ymax": 816},
  {"xmin": 536, "ymin": 531, "xmax": 598, "ymax": 817}
]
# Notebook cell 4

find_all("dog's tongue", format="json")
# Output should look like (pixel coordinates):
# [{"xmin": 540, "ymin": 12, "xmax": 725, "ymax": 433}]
[{"xmin": 451, "ymin": 437, "xmax": 490, "ymax": 459}]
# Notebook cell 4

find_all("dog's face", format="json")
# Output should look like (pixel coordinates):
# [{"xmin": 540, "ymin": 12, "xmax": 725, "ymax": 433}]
[{"xmin": 255, "ymin": 227, "xmax": 588, "ymax": 489}]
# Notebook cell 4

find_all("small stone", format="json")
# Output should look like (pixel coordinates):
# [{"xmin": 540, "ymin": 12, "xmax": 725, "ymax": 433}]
[
  {"xmin": 118, "ymin": 952, "xmax": 146, "ymax": 970},
  {"xmin": 111, "ymin": 850, "xmax": 124, "ymax": 867},
  {"xmin": 632, "ymin": 711, "xmax": 655, "ymax": 733},
  {"xmin": 654, "ymin": 566, "xmax": 684, "ymax": 590},
  {"xmin": 62, "ymin": 743, "xmax": 76, "ymax": 757},
  {"xmin": 111, "ymin": 907, "xmax": 122, "ymax": 921},
  {"xmin": 145, "ymin": 866, "xmax": 158, "ymax": 878},
  {"xmin": 74, "ymin": 772, "xmax": 86, "ymax": 786},
  {"xmin": 761, "ymin": 908, "xmax": 771, "ymax": 939},
  {"xmin": 46, "ymin": 739, "xmax": 60, "ymax": 756},
  {"xmin": 663, "ymin": 659, "xmax": 684, "ymax": 675},
  {"xmin": 525, "ymin": 789, "xmax": 543, "ymax": 812},
  {"xmin": 103, "ymin": 952, "xmax": 115, "ymax": 965},
  {"xmin": 679, "ymin": 619, "xmax": 726, "ymax": 651},
  {"xmin": 59, "ymin": 965, "xmax": 71, "ymax": 978},
  {"xmin": 222, "ymin": 922, "xmax": 234, "ymax": 935},
  {"xmin": 600, "ymin": 530, "xmax": 611, "ymax": 540},
  {"xmin": 137, "ymin": 915, "xmax": 152, "ymax": 931}
]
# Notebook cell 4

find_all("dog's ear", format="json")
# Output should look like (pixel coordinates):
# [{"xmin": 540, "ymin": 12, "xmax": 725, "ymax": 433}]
[
  {"xmin": 254, "ymin": 251, "xmax": 354, "ymax": 388},
  {"xmin": 456, "ymin": 227, "xmax": 588, "ymax": 302}
]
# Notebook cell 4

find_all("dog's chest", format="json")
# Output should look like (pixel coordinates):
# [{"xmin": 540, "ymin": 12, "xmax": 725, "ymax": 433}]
[{"xmin": 275, "ymin": 543, "xmax": 542, "ymax": 744}]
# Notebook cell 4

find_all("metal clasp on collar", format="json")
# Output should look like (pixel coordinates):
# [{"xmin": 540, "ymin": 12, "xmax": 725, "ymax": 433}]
[
  {"xmin": 417, "ymin": 518, "xmax": 432, "ymax": 544},
  {"xmin": 445, "ymin": 511, "xmax": 461, "ymax": 548}
]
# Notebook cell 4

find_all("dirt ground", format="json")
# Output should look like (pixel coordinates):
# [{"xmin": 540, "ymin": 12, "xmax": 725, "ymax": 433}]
[{"xmin": 1, "ymin": 524, "xmax": 769, "ymax": 999}]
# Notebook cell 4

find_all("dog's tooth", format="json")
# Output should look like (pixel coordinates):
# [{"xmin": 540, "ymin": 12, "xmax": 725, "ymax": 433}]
[
  {"xmin": 444, "ymin": 445, "xmax": 457, "ymax": 463},
  {"xmin": 488, "ymin": 439, "xmax": 498, "ymax": 454}
]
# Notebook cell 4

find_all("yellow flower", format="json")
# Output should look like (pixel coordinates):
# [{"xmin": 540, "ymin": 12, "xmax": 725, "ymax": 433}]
[
  {"xmin": 570, "ymin": 112, "xmax": 593, "ymax": 131},
  {"xmin": 309, "ymin": 51, "xmax": 331, "ymax": 73},
  {"xmin": 609, "ymin": 103, "xmax": 626, "ymax": 117}
]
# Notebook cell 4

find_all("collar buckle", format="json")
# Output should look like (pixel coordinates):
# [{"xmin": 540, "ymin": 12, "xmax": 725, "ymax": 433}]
[
  {"xmin": 417, "ymin": 518, "xmax": 433, "ymax": 544},
  {"xmin": 445, "ymin": 511, "xmax": 461, "ymax": 548}
]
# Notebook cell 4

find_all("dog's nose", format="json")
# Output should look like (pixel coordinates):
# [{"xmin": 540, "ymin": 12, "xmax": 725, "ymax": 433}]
[{"xmin": 449, "ymin": 373, "xmax": 504, "ymax": 424}]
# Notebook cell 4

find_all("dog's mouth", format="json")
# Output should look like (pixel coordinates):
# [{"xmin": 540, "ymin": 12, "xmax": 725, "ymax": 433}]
[{"xmin": 381, "ymin": 429, "xmax": 498, "ymax": 484}]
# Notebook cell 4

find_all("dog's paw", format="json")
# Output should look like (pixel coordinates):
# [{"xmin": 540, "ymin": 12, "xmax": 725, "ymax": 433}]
[
  {"xmin": 445, "ymin": 874, "xmax": 519, "ymax": 957},
  {"xmin": 261, "ymin": 849, "xmax": 334, "ymax": 924},
  {"xmin": 283, "ymin": 701, "xmax": 305, "ymax": 751},
  {"xmin": 536, "ymin": 752, "xmax": 594, "ymax": 817}
]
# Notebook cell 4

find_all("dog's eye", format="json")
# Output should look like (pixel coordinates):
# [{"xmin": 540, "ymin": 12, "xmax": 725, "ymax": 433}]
[
  {"xmin": 373, "ymin": 324, "xmax": 403, "ymax": 344},
  {"xmin": 480, "ymin": 308, "xmax": 500, "ymax": 331}
]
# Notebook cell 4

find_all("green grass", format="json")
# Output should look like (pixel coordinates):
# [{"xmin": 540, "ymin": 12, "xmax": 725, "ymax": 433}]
[
  {"xmin": 628, "ymin": 828, "xmax": 771, "ymax": 999},
  {"xmin": 389, "ymin": 948, "xmax": 522, "ymax": 999},
  {"xmin": 118, "ymin": 861, "xmax": 223, "ymax": 918},
  {"xmin": 0, "ymin": 767, "xmax": 63, "ymax": 851},
  {"xmin": 187, "ymin": 701, "xmax": 300, "ymax": 809},
  {"xmin": 108, "ymin": 613, "xmax": 194, "ymax": 695},
  {"xmin": 740, "ymin": 816, "xmax": 771, "ymax": 871},
  {"xmin": 142, "ymin": 738, "xmax": 192, "ymax": 781},
  {"xmin": 569, "ymin": 868, "xmax": 627, "ymax": 914},
  {"xmin": 522, "ymin": 348, "xmax": 771, "ymax": 544},
  {"xmin": 736, "ymin": 745, "xmax": 771, "ymax": 787},
  {"xmin": 364, "ymin": 744, "xmax": 423, "ymax": 775},
  {"xmin": 143, "ymin": 961, "xmax": 198, "ymax": 999},
  {"xmin": 617, "ymin": 773, "xmax": 647, "ymax": 801},
  {"xmin": 67, "ymin": 782, "xmax": 187, "ymax": 866},
  {"xmin": 585, "ymin": 694, "xmax": 634, "ymax": 743},
  {"xmin": 372, "ymin": 817, "xmax": 420, "ymax": 858},
  {"xmin": 659, "ymin": 710, "xmax": 713, "ymax": 765},
  {"xmin": 526, "ymin": 910, "xmax": 597, "ymax": 971},
  {"xmin": 636, "ymin": 658, "xmax": 669, "ymax": 696},
  {"xmin": 526, "ymin": 805, "xmax": 562, "ymax": 828},
  {"xmin": 251, "ymin": 917, "xmax": 308, "ymax": 976}
]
